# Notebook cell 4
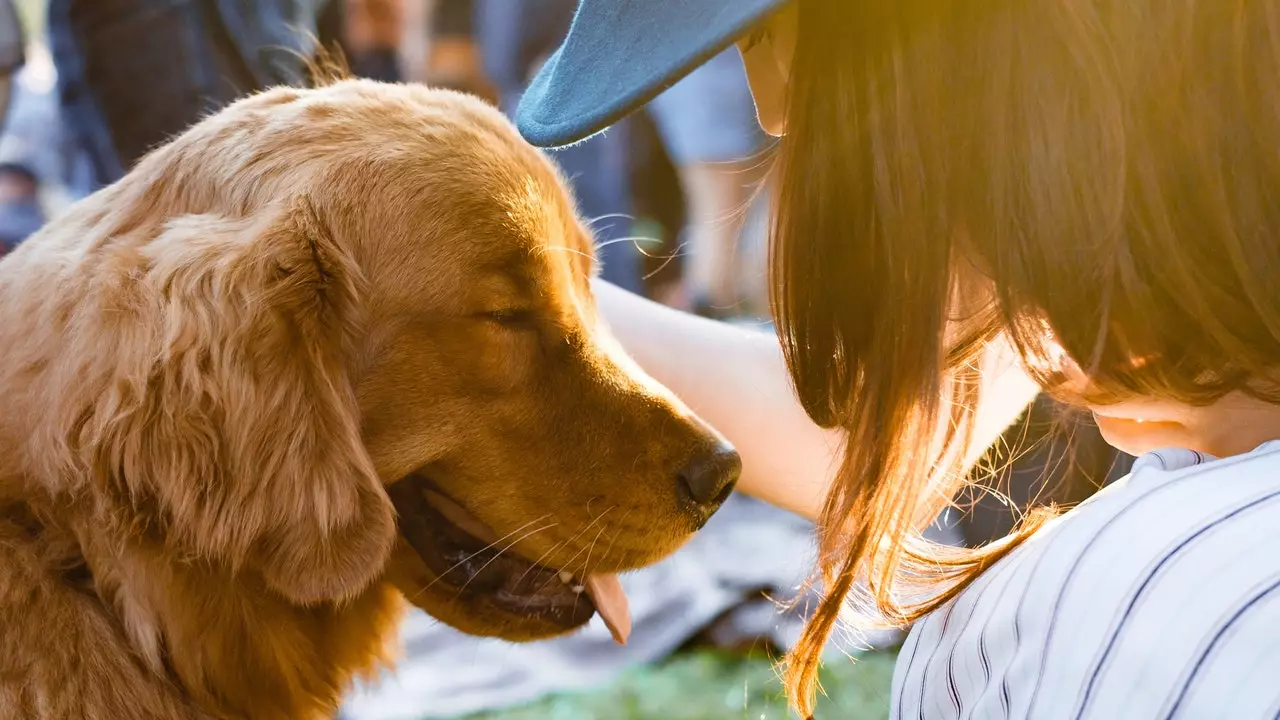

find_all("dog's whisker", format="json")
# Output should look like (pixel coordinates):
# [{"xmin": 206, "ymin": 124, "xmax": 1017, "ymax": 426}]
[
  {"xmin": 641, "ymin": 239, "xmax": 694, "ymax": 280},
  {"xmin": 414, "ymin": 517, "xmax": 557, "ymax": 598},
  {"xmin": 531, "ymin": 508, "xmax": 615, "ymax": 596},
  {"xmin": 502, "ymin": 540, "xmax": 567, "ymax": 595},
  {"xmin": 593, "ymin": 235, "xmax": 664, "ymax": 250},
  {"xmin": 452, "ymin": 521, "xmax": 561, "ymax": 596},
  {"xmin": 508, "ymin": 506, "xmax": 612, "ymax": 593},
  {"xmin": 541, "ymin": 235, "xmax": 667, "ymax": 264},
  {"xmin": 505, "ymin": 533, "xmax": 575, "ymax": 592},
  {"xmin": 472, "ymin": 514, "xmax": 553, "ymax": 558},
  {"xmin": 424, "ymin": 512, "xmax": 552, "ymax": 583},
  {"xmin": 567, "ymin": 521, "xmax": 611, "ymax": 616},
  {"xmin": 580, "ymin": 521, "xmax": 609, "ymax": 579},
  {"xmin": 546, "ymin": 235, "xmax": 665, "ymax": 254},
  {"xmin": 597, "ymin": 506, "xmax": 637, "ymax": 569},
  {"xmin": 539, "ymin": 244, "xmax": 594, "ymax": 261},
  {"xmin": 584, "ymin": 212, "xmax": 636, "ymax": 228},
  {"xmin": 414, "ymin": 521, "xmax": 558, "ymax": 601}
]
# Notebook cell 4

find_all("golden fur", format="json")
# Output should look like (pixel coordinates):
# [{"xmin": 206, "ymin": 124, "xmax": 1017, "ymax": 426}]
[{"xmin": 0, "ymin": 80, "xmax": 732, "ymax": 719}]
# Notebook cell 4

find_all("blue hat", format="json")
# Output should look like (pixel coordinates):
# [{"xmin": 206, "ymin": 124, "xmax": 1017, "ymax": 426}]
[{"xmin": 515, "ymin": 0, "xmax": 789, "ymax": 148}]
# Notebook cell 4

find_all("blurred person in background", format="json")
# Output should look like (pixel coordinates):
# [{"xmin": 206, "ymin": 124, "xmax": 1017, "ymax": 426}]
[
  {"xmin": 0, "ymin": 0, "xmax": 21, "ymax": 135},
  {"xmin": 0, "ymin": 65, "xmax": 54, "ymax": 255},
  {"xmin": 0, "ymin": 0, "xmax": 79, "ymax": 253},
  {"xmin": 344, "ymin": 0, "xmax": 403, "ymax": 83},
  {"xmin": 417, "ymin": 0, "xmax": 494, "ymax": 101},
  {"xmin": 0, "ymin": 0, "xmax": 56, "ymax": 254},
  {"xmin": 45, "ymin": 0, "xmax": 344, "ymax": 193},
  {"xmin": 0, "ymin": 0, "xmax": 20, "ymax": 128},
  {"xmin": 644, "ymin": 48, "xmax": 767, "ymax": 320},
  {"xmin": 0, "ymin": 0, "xmax": 32, "ymax": 254}
]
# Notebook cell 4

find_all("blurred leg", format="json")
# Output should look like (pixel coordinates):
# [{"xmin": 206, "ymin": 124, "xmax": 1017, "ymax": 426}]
[
  {"xmin": 646, "ymin": 48, "xmax": 766, "ymax": 318},
  {"xmin": 675, "ymin": 161, "xmax": 761, "ymax": 314},
  {"xmin": 48, "ymin": 0, "xmax": 328, "ymax": 188},
  {"xmin": 626, "ymin": 108, "xmax": 688, "ymax": 306},
  {"xmin": 47, "ymin": 0, "xmax": 124, "ymax": 190}
]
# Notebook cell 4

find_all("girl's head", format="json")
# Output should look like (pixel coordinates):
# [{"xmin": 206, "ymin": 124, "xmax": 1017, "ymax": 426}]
[{"xmin": 760, "ymin": 0, "xmax": 1280, "ymax": 714}]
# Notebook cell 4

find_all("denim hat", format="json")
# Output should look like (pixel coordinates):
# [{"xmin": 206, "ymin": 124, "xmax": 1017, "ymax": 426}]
[{"xmin": 515, "ymin": 0, "xmax": 789, "ymax": 148}]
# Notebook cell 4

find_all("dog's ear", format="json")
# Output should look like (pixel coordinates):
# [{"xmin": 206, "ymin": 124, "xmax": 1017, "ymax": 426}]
[{"xmin": 81, "ymin": 198, "xmax": 394, "ymax": 605}]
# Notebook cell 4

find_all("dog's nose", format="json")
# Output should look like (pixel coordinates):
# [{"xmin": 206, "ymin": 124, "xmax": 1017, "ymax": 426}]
[{"xmin": 678, "ymin": 441, "xmax": 742, "ymax": 510}]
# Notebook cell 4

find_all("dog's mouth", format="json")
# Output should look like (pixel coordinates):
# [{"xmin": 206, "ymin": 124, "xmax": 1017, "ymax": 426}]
[{"xmin": 387, "ymin": 474, "xmax": 631, "ymax": 644}]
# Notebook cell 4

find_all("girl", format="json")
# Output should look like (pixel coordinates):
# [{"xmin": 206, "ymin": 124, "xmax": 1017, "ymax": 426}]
[{"xmin": 517, "ymin": 1, "xmax": 1280, "ymax": 718}]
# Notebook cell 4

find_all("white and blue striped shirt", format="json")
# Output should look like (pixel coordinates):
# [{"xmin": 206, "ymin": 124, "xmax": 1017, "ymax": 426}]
[{"xmin": 892, "ymin": 440, "xmax": 1280, "ymax": 720}]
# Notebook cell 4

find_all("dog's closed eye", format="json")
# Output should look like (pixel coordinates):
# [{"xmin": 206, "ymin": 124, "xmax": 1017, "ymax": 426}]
[{"xmin": 480, "ymin": 308, "xmax": 538, "ymax": 330}]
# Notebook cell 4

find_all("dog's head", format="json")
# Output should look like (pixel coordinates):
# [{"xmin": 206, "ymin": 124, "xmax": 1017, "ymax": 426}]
[{"xmin": 4, "ymin": 80, "xmax": 737, "ymax": 642}]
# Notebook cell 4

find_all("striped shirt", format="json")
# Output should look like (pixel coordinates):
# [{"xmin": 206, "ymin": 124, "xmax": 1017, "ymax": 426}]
[{"xmin": 891, "ymin": 440, "xmax": 1280, "ymax": 720}]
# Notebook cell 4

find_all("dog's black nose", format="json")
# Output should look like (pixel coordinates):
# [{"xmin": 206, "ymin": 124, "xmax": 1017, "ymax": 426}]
[{"xmin": 678, "ymin": 441, "xmax": 742, "ymax": 510}]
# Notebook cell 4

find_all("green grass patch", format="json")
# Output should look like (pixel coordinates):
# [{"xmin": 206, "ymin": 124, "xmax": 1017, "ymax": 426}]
[{"xmin": 459, "ymin": 649, "xmax": 897, "ymax": 720}]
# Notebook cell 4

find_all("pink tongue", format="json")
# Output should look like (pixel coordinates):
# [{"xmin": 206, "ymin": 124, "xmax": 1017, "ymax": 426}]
[{"xmin": 584, "ymin": 573, "xmax": 631, "ymax": 645}]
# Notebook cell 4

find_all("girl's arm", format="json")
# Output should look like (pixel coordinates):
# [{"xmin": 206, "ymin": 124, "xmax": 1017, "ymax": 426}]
[{"xmin": 594, "ymin": 280, "xmax": 1040, "ymax": 519}]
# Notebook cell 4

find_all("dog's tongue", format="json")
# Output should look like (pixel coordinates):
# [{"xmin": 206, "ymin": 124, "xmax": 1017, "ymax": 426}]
[{"xmin": 584, "ymin": 573, "xmax": 630, "ymax": 645}]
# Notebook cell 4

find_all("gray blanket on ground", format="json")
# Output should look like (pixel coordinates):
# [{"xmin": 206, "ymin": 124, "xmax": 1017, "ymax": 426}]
[{"xmin": 340, "ymin": 494, "xmax": 838, "ymax": 719}]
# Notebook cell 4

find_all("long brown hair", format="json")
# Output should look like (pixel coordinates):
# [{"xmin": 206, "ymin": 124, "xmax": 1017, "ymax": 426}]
[{"xmin": 771, "ymin": 0, "xmax": 1280, "ymax": 716}]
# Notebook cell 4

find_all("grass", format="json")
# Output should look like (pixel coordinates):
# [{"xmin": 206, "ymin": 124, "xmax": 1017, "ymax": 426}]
[{"xmin": 458, "ymin": 648, "xmax": 898, "ymax": 720}]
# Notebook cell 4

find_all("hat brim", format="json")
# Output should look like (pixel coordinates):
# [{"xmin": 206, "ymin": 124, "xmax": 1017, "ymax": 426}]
[{"xmin": 515, "ymin": 0, "xmax": 787, "ymax": 149}]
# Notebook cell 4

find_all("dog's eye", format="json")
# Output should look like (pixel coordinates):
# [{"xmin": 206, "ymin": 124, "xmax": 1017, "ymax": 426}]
[{"xmin": 483, "ymin": 308, "xmax": 537, "ymax": 329}]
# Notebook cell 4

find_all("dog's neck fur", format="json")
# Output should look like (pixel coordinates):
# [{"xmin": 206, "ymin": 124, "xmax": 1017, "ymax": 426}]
[{"xmin": 15, "ymin": 487, "xmax": 404, "ymax": 720}]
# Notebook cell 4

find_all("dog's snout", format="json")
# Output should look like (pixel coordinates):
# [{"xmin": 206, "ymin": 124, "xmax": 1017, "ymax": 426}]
[{"xmin": 677, "ymin": 441, "xmax": 741, "ymax": 511}]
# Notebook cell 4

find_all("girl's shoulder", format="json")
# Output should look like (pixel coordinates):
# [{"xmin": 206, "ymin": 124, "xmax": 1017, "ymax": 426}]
[
  {"xmin": 1034, "ymin": 439, "xmax": 1280, "ymax": 545},
  {"xmin": 892, "ymin": 441, "xmax": 1280, "ymax": 720}
]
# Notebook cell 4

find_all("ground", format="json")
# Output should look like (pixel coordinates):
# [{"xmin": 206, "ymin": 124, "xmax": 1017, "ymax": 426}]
[{"xmin": 460, "ymin": 649, "xmax": 898, "ymax": 720}]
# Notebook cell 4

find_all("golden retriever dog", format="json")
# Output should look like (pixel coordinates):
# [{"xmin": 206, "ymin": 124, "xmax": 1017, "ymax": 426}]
[{"xmin": 0, "ymin": 79, "xmax": 739, "ymax": 720}]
